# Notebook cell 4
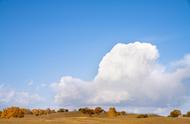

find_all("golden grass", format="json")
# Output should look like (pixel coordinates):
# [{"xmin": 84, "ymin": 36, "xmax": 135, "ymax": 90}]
[{"xmin": 0, "ymin": 112, "xmax": 190, "ymax": 124}]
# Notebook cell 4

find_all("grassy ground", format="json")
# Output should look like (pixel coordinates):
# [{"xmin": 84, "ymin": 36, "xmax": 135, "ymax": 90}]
[{"xmin": 0, "ymin": 112, "xmax": 190, "ymax": 124}]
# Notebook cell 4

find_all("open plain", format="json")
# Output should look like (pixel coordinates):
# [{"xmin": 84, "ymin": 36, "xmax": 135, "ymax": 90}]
[{"xmin": 0, "ymin": 112, "xmax": 190, "ymax": 124}]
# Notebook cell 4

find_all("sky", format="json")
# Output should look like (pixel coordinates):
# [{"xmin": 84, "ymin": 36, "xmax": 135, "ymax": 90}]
[{"xmin": 0, "ymin": 0, "xmax": 190, "ymax": 115}]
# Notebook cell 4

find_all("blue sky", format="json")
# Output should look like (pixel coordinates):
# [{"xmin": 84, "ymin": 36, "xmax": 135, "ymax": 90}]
[{"xmin": 0, "ymin": 0, "xmax": 190, "ymax": 113}]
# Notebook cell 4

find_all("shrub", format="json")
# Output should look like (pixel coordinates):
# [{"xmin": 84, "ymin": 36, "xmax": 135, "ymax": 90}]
[
  {"xmin": 1, "ymin": 107, "xmax": 24, "ymax": 119},
  {"xmin": 78, "ymin": 108, "xmax": 85, "ymax": 113},
  {"xmin": 183, "ymin": 111, "xmax": 190, "ymax": 117},
  {"xmin": 137, "ymin": 114, "xmax": 148, "ymax": 118},
  {"xmin": 51, "ymin": 109, "xmax": 56, "ymax": 113},
  {"xmin": 186, "ymin": 111, "xmax": 190, "ymax": 117},
  {"xmin": 107, "ymin": 107, "xmax": 117, "ymax": 117},
  {"xmin": 0, "ymin": 111, "xmax": 2, "ymax": 117},
  {"xmin": 87, "ymin": 109, "xmax": 95, "ymax": 116},
  {"xmin": 32, "ymin": 109, "xmax": 40, "ymax": 116},
  {"xmin": 169, "ymin": 109, "xmax": 181, "ymax": 117},
  {"xmin": 32, "ymin": 109, "xmax": 48, "ymax": 116},
  {"xmin": 57, "ymin": 108, "xmax": 69, "ymax": 112},
  {"xmin": 119, "ymin": 111, "xmax": 127, "ymax": 116},
  {"xmin": 148, "ymin": 114, "xmax": 160, "ymax": 117},
  {"xmin": 39, "ymin": 109, "xmax": 46, "ymax": 115},
  {"xmin": 79, "ymin": 108, "xmax": 95, "ymax": 116},
  {"xmin": 21, "ymin": 108, "xmax": 32, "ymax": 114},
  {"xmin": 46, "ymin": 108, "xmax": 52, "ymax": 114},
  {"xmin": 31, "ymin": 108, "xmax": 57, "ymax": 116},
  {"xmin": 79, "ymin": 108, "xmax": 88, "ymax": 114},
  {"xmin": 94, "ymin": 107, "xmax": 104, "ymax": 115}
]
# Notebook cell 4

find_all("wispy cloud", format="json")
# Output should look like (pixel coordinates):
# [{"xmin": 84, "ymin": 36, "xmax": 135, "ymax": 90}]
[{"xmin": 0, "ymin": 84, "xmax": 44, "ymax": 108}]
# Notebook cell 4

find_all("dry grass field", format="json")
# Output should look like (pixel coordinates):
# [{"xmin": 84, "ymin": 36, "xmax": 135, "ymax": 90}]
[{"xmin": 0, "ymin": 111, "xmax": 190, "ymax": 124}]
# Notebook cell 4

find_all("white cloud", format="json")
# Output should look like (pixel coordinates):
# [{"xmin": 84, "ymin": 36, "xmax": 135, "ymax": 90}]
[
  {"xmin": 173, "ymin": 54, "xmax": 190, "ymax": 68},
  {"xmin": 0, "ymin": 84, "xmax": 15, "ymax": 104},
  {"xmin": 0, "ymin": 85, "xmax": 43, "ymax": 107},
  {"xmin": 95, "ymin": 42, "xmax": 160, "ymax": 82},
  {"xmin": 14, "ymin": 92, "xmax": 43, "ymax": 105},
  {"xmin": 51, "ymin": 76, "xmax": 91, "ymax": 106},
  {"xmin": 51, "ymin": 42, "xmax": 190, "ymax": 112}
]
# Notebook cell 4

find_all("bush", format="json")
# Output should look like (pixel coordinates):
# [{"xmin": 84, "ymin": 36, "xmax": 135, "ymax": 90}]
[
  {"xmin": 32, "ymin": 109, "xmax": 40, "ymax": 116},
  {"xmin": 119, "ymin": 111, "xmax": 127, "ymax": 116},
  {"xmin": 94, "ymin": 107, "xmax": 104, "ymax": 115},
  {"xmin": 21, "ymin": 108, "xmax": 32, "ymax": 114},
  {"xmin": 0, "ymin": 111, "xmax": 2, "ymax": 117},
  {"xmin": 39, "ymin": 110, "xmax": 46, "ymax": 115},
  {"xmin": 186, "ymin": 111, "xmax": 190, "ymax": 117},
  {"xmin": 137, "ymin": 114, "xmax": 148, "ymax": 118},
  {"xmin": 183, "ymin": 111, "xmax": 190, "ymax": 117},
  {"xmin": 57, "ymin": 108, "xmax": 69, "ymax": 112},
  {"xmin": 32, "ymin": 109, "xmax": 48, "ymax": 116},
  {"xmin": 169, "ymin": 109, "xmax": 181, "ymax": 117},
  {"xmin": 79, "ymin": 108, "xmax": 95, "ymax": 116},
  {"xmin": 51, "ymin": 109, "xmax": 56, "ymax": 113},
  {"xmin": 107, "ymin": 107, "xmax": 117, "ymax": 117},
  {"xmin": 46, "ymin": 108, "xmax": 55, "ymax": 114},
  {"xmin": 1, "ymin": 107, "xmax": 24, "ymax": 119}
]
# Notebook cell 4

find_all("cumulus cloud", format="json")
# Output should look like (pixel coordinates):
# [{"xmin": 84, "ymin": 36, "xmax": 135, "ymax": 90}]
[
  {"xmin": 51, "ymin": 76, "xmax": 91, "ymax": 106},
  {"xmin": 51, "ymin": 42, "xmax": 190, "ymax": 111}
]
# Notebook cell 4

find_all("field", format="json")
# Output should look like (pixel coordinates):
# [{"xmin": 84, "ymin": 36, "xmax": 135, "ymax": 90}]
[{"xmin": 0, "ymin": 112, "xmax": 190, "ymax": 124}]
